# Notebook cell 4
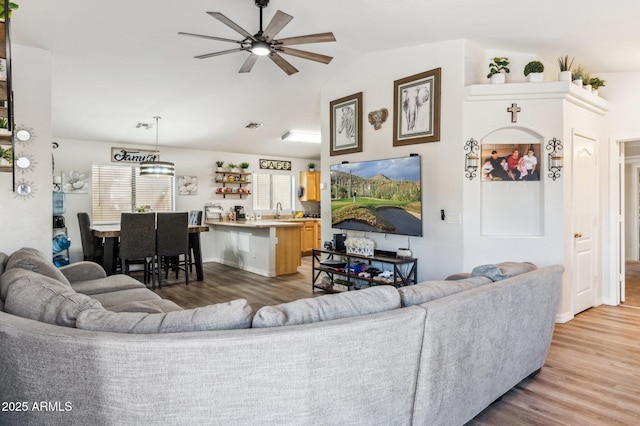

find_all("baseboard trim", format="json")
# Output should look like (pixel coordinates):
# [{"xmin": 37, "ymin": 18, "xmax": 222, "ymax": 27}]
[{"xmin": 555, "ymin": 311, "xmax": 574, "ymax": 323}]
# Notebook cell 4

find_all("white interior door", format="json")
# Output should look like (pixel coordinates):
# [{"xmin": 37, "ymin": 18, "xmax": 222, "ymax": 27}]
[{"xmin": 572, "ymin": 134, "xmax": 598, "ymax": 314}]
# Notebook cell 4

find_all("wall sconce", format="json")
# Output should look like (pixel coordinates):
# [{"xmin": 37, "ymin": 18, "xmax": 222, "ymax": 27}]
[
  {"xmin": 464, "ymin": 138, "xmax": 480, "ymax": 180},
  {"xmin": 546, "ymin": 137, "xmax": 563, "ymax": 181},
  {"xmin": 53, "ymin": 176, "xmax": 62, "ymax": 192}
]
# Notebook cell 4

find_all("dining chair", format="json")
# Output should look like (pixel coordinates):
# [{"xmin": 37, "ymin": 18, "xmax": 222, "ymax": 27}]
[
  {"xmin": 77, "ymin": 212, "xmax": 104, "ymax": 263},
  {"xmin": 188, "ymin": 210, "xmax": 203, "ymax": 273},
  {"xmin": 156, "ymin": 212, "xmax": 189, "ymax": 289},
  {"xmin": 119, "ymin": 212, "xmax": 156, "ymax": 287}
]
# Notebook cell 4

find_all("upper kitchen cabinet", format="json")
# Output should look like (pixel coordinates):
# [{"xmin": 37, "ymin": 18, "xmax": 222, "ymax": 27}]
[{"xmin": 299, "ymin": 171, "xmax": 320, "ymax": 201}]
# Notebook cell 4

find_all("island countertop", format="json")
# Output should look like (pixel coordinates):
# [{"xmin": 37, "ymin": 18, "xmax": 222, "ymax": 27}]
[{"xmin": 204, "ymin": 220, "xmax": 302, "ymax": 229}]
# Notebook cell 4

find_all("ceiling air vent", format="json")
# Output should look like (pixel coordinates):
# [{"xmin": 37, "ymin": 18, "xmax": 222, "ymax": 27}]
[
  {"xmin": 134, "ymin": 122, "xmax": 153, "ymax": 130},
  {"xmin": 245, "ymin": 122, "xmax": 262, "ymax": 129}
]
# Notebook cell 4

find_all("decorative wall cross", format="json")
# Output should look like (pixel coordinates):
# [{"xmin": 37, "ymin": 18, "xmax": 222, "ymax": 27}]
[{"xmin": 507, "ymin": 103, "xmax": 521, "ymax": 123}]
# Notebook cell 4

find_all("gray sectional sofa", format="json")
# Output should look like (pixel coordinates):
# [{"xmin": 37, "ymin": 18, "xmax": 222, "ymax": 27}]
[{"xmin": 0, "ymin": 247, "xmax": 563, "ymax": 425}]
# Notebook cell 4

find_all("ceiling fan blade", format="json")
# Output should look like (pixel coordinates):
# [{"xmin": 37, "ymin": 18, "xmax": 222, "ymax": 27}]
[
  {"xmin": 269, "ymin": 53, "xmax": 299, "ymax": 75},
  {"xmin": 195, "ymin": 48, "xmax": 245, "ymax": 60},
  {"xmin": 239, "ymin": 54, "xmax": 259, "ymax": 73},
  {"xmin": 279, "ymin": 47, "xmax": 333, "ymax": 64},
  {"xmin": 207, "ymin": 12, "xmax": 256, "ymax": 41},
  {"xmin": 178, "ymin": 32, "xmax": 242, "ymax": 44},
  {"xmin": 262, "ymin": 10, "xmax": 293, "ymax": 41},
  {"xmin": 277, "ymin": 32, "xmax": 336, "ymax": 46}
]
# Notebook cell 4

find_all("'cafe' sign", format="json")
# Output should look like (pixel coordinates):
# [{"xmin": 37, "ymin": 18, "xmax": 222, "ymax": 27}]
[{"xmin": 111, "ymin": 147, "xmax": 159, "ymax": 163}]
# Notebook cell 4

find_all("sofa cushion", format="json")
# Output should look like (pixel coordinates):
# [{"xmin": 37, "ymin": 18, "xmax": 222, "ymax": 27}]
[
  {"xmin": 107, "ymin": 299, "xmax": 183, "ymax": 313},
  {"xmin": 89, "ymin": 288, "xmax": 161, "ymax": 308},
  {"xmin": 2, "ymin": 269, "xmax": 102, "ymax": 327},
  {"xmin": 5, "ymin": 247, "xmax": 71, "ymax": 287},
  {"xmin": 252, "ymin": 285, "xmax": 400, "ymax": 328},
  {"xmin": 0, "ymin": 252, "xmax": 8, "ymax": 276},
  {"xmin": 71, "ymin": 274, "xmax": 146, "ymax": 295},
  {"xmin": 397, "ymin": 276, "xmax": 492, "ymax": 307},
  {"xmin": 445, "ymin": 272, "xmax": 471, "ymax": 280},
  {"xmin": 76, "ymin": 299, "xmax": 252, "ymax": 333}
]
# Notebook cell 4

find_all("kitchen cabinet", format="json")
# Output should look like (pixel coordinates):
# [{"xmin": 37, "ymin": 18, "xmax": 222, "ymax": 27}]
[
  {"xmin": 299, "ymin": 171, "xmax": 320, "ymax": 201},
  {"xmin": 300, "ymin": 221, "xmax": 315, "ymax": 255}
]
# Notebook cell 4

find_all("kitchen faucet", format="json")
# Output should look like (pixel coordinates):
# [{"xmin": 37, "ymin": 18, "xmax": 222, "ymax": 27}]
[{"xmin": 275, "ymin": 202, "xmax": 283, "ymax": 219}]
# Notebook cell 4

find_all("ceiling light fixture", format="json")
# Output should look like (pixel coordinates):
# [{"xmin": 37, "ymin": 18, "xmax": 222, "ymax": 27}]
[
  {"xmin": 139, "ymin": 116, "xmax": 175, "ymax": 177},
  {"xmin": 251, "ymin": 40, "xmax": 271, "ymax": 56},
  {"xmin": 281, "ymin": 131, "xmax": 321, "ymax": 144}
]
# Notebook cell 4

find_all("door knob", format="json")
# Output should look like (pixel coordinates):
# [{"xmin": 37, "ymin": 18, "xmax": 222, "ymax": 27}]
[{"xmin": 574, "ymin": 232, "xmax": 583, "ymax": 238}]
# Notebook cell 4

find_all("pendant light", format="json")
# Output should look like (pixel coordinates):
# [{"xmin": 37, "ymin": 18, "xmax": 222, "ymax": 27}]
[{"xmin": 140, "ymin": 116, "xmax": 175, "ymax": 177}]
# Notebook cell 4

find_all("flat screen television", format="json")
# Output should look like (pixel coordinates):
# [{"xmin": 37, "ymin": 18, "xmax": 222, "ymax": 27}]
[{"xmin": 330, "ymin": 155, "xmax": 422, "ymax": 237}]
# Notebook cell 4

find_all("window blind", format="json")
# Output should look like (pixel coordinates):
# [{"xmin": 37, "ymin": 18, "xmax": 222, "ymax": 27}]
[
  {"xmin": 252, "ymin": 172, "xmax": 294, "ymax": 211},
  {"xmin": 92, "ymin": 164, "xmax": 174, "ymax": 223}
]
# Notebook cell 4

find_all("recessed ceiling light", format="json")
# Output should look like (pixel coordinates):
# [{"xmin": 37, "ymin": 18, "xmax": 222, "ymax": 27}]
[
  {"xmin": 245, "ymin": 122, "xmax": 262, "ymax": 129},
  {"xmin": 281, "ymin": 131, "xmax": 321, "ymax": 144}
]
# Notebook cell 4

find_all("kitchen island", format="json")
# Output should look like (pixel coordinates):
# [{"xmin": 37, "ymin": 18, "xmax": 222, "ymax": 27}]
[{"xmin": 204, "ymin": 220, "xmax": 302, "ymax": 277}]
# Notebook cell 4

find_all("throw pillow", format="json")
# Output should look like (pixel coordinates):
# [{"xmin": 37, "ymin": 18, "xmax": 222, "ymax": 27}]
[
  {"xmin": 5, "ymin": 247, "xmax": 71, "ymax": 286},
  {"xmin": 496, "ymin": 261, "xmax": 537, "ymax": 276},
  {"xmin": 3, "ymin": 269, "xmax": 102, "ymax": 327},
  {"xmin": 470, "ymin": 264, "xmax": 510, "ymax": 281},
  {"xmin": 76, "ymin": 299, "xmax": 253, "ymax": 333},
  {"xmin": 397, "ymin": 276, "xmax": 491, "ymax": 307},
  {"xmin": 252, "ymin": 285, "xmax": 400, "ymax": 328}
]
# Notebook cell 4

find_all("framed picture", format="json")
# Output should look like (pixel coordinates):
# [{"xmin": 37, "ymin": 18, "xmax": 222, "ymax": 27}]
[
  {"xmin": 62, "ymin": 170, "xmax": 90, "ymax": 193},
  {"xmin": 330, "ymin": 92, "xmax": 363, "ymax": 156},
  {"xmin": 480, "ymin": 143, "xmax": 541, "ymax": 182},
  {"xmin": 393, "ymin": 68, "xmax": 441, "ymax": 146},
  {"xmin": 178, "ymin": 175, "xmax": 198, "ymax": 195}
]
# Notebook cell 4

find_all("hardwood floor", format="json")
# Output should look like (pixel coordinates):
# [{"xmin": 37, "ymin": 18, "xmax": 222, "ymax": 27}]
[
  {"xmin": 152, "ymin": 258, "xmax": 640, "ymax": 425},
  {"xmin": 624, "ymin": 259, "xmax": 640, "ymax": 307}
]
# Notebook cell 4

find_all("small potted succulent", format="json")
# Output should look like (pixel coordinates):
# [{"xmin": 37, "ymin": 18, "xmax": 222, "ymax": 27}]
[
  {"xmin": 228, "ymin": 162, "xmax": 239, "ymax": 173},
  {"xmin": 240, "ymin": 162, "xmax": 250, "ymax": 171},
  {"xmin": 487, "ymin": 57, "xmax": 510, "ymax": 84},
  {"xmin": 589, "ymin": 77, "xmax": 606, "ymax": 95},
  {"xmin": 524, "ymin": 61, "xmax": 544, "ymax": 82},
  {"xmin": 215, "ymin": 160, "xmax": 225, "ymax": 172},
  {"xmin": 557, "ymin": 55, "xmax": 574, "ymax": 81},
  {"xmin": 0, "ymin": 117, "xmax": 10, "ymax": 135},
  {"xmin": 308, "ymin": 162, "xmax": 316, "ymax": 171},
  {"xmin": 572, "ymin": 65, "xmax": 585, "ymax": 87}
]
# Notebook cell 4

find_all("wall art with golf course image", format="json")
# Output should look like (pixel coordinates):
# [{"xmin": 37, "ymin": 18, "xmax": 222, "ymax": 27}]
[
  {"xmin": 393, "ymin": 67, "xmax": 441, "ymax": 146},
  {"xmin": 330, "ymin": 92, "xmax": 363, "ymax": 156},
  {"xmin": 330, "ymin": 156, "xmax": 422, "ymax": 237}
]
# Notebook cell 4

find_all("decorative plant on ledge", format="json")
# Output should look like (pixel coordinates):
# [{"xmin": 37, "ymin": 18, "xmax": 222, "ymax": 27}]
[
  {"xmin": 308, "ymin": 162, "xmax": 316, "ymax": 170},
  {"xmin": 240, "ymin": 162, "xmax": 250, "ymax": 170},
  {"xmin": 557, "ymin": 55, "xmax": 574, "ymax": 72},
  {"xmin": 215, "ymin": 160, "xmax": 224, "ymax": 167},
  {"xmin": 487, "ymin": 57, "xmax": 510, "ymax": 83},
  {"xmin": 590, "ymin": 77, "xmax": 606, "ymax": 90},
  {"xmin": 0, "ymin": 2, "xmax": 19, "ymax": 19},
  {"xmin": 524, "ymin": 61, "xmax": 544, "ymax": 82}
]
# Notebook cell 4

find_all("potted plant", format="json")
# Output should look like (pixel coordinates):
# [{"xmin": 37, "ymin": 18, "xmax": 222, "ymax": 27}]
[
  {"xmin": 0, "ymin": 145, "xmax": 12, "ymax": 166},
  {"xmin": 0, "ymin": 2, "xmax": 19, "ymax": 20},
  {"xmin": 557, "ymin": 55, "xmax": 574, "ymax": 81},
  {"xmin": 572, "ymin": 65, "xmax": 585, "ymax": 87},
  {"xmin": 240, "ymin": 162, "xmax": 250, "ymax": 171},
  {"xmin": 524, "ymin": 61, "xmax": 544, "ymax": 82},
  {"xmin": 590, "ymin": 77, "xmax": 606, "ymax": 95},
  {"xmin": 308, "ymin": 162, "xmax": 316, "ymax": 171},
  {"xmin": 487, "ymin": 57, "xmax": 510, "ymax": 84},
  {"xmin": 0, "ymin": 117, "xmax": 10, "ymax": 135},
  {"xmin": 215, "ymin": 160, "xmax": 225, "ymax": 172},
  {"xmin": 228, "ymin": 162, "xmax": 239, "ymax": 173}
]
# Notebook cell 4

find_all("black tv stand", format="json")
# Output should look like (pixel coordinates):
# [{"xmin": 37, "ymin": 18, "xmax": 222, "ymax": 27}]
[{"xmin": 312, "ymin": 248, "xmax": 418, "ymax": 293}]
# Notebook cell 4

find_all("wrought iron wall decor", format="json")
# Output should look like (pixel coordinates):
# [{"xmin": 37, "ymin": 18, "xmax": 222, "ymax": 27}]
[
  {"xmin": 546, "ymin": 137, "xmax": 563, "ymax": 181},
  {"xmin": 464, "ymin": 138, "xmax": 480, "ymax": 180}
]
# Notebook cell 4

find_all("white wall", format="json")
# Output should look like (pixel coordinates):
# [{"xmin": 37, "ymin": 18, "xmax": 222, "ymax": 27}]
[
  {"xmin": 320, "ymin": 39, "xmax": 467, "ymax": 281},
  {"xmin": 0, "ymin": 45, "xmax": 52, "ymax": 255},
  {"xmin": 53, "ymin": 137, "xmax": 318, "ymax": 263}
]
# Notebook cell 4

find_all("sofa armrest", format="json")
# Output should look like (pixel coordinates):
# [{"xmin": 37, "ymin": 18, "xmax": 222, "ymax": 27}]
[{"xmin": 59, "ymin": 262, "xmax": 107, "ymax": 283}]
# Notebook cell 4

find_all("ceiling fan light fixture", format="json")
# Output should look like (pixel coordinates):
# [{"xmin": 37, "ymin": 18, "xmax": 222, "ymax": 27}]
[
  {"xmin": 281, "ymin": 131, "xmax": 321, "ymax": 144},
  {"xmin": 251, "ymin": 40, "xmax": 271, "ymax": 56}
]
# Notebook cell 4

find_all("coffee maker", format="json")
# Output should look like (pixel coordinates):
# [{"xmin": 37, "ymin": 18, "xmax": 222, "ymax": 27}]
[{"xmin": 234, "ymin": 205, "xmax": 246, "ymax": 221}]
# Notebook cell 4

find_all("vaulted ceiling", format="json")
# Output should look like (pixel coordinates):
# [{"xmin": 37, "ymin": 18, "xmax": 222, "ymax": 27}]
[{"xmin": 12, "ymin": 0, "xmax": 640, "ymax": 159}]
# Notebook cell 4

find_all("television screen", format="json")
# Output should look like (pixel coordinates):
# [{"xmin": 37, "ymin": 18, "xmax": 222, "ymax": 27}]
[{"xmin": 330, "ymin": 156, "xmax": 422, "ymax": 237}]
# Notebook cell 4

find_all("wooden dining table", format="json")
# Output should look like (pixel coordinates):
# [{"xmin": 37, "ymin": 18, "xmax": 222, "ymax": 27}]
[{"xmin": 92, "ymin": 224, "xmax": 210, "ymax": 280}]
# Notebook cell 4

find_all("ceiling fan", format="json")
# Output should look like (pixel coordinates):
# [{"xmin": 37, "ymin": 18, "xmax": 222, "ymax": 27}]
[{"xmin": 179, "ymin": 0, "xmax": 336, "ymax": 75}]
